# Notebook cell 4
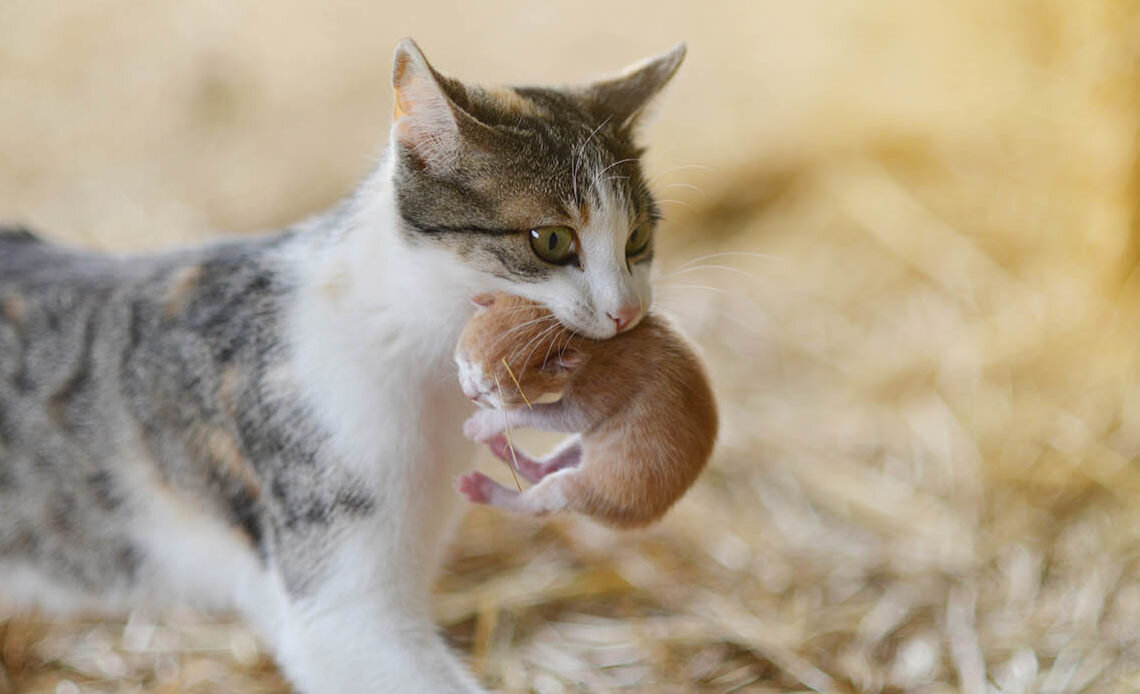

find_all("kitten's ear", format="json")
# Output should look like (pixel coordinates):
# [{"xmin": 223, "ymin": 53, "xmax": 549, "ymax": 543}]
[
  {"xmin": 470, "ymin": 293, "xmax": 496, "ymax": 309},
  {"xmin": 391, "ymin": 39, "xmax": 464, "ymax": 171},
  {"xmin": 542, "ymin": 349, "xmax": 587, "ymax": 375},
  {"xmin": 585, "ymin": 43, "xmax": 686, "ymax": 130}
]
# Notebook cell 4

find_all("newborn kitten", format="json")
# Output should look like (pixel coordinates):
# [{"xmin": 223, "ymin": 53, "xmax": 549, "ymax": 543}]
[{"xmin": 455, "ymin": 293, "xmax": 717, "ymax": 528}]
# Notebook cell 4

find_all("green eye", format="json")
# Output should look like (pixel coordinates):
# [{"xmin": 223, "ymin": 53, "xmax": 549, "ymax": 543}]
[
  {"xmin": 529, "ymin": 226, "xmax": 578, "ymax": 265},
  {"xmin": 625, "ymin": 224, "xmax": 653, "ymax": 257}
]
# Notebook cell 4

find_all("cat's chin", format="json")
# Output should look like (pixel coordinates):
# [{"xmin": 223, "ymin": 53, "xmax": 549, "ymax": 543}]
[
  {"xmin": 546, "ymin": 312, "xmax": 615, "ymax": 340},
  {"xmin": 579, "ymin": 326, "xmax": 620, "ymax": 340}
]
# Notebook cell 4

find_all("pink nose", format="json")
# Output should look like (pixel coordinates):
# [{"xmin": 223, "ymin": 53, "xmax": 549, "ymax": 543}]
[{"xmin": 606, "ymin": 305, "xmax": 642, "ymax": 333}]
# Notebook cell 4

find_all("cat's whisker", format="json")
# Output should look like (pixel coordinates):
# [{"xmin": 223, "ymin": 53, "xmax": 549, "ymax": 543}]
[
  {"xmin": 556, "ymin": 327, "xmax": 576, "ymax": 361},
  {"xmin": 573, "ymin": 116, "xmax": 613, "ymax": 207},
  {"xmin": 544, "ymin": 322, "xmax": 577, "ymax": 368},
  {"xmin": 657, "ymin": 264, "xmax": 761, "ymax": 282},
  {"xmin": 655, "ymin": 198, "xmax": 691, "ymax": 208},
  {"xmin": 499, "ymin": 314, "xmax": 559, "ymax": 340},
  {"xmin": 510, "ymin": 321, "xmax": 563, "ymax": 364},
  {"xmin": 646, "ymin": 165, "xmax": 710, "ymax": 188},
  {"xmin": 652, "ymin": 295, "xmax": 769, "ymax": 336},
  {"xmin": 519, "ymin": 322, "xmax": 566, "ymax": 367},
  {"xmin": 591, "ymin": 157, "xmax": 640, "ymax": 190},
  {"xmin": 508, "ymin": 328, "xmax": 552, "ymax": 364},
  {"xmin": 654, "ymin": 283, "xmax": 731, "ymax": 296},
  {"xmin": 659, "ymin": 181, "xmax": 706, "ymax": 198},
  {"xmin": 669, "ymin": 250, "xmax": 777, "ymax": 272},
  {"xmin": 542, "ymin": 329, "xmax": 561, "ymax": 368},
  {"xmin": 655, "ymin": 163, "xmax": 711, "ymax": 175}
]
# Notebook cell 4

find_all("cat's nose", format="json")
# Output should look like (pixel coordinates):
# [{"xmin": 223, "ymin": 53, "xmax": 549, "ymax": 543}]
[{"xmin": 606, "ymin": 305, "xmax": 642, "ymax": 333}]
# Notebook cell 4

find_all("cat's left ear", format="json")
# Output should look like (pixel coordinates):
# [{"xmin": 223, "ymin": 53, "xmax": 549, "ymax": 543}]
[{"xmin": 585, "ymin": 43, "xmax": 686, "ymax": 131}]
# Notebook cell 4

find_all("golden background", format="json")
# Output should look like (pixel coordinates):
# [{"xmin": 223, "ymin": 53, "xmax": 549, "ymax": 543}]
[{"xmin": 2, "ymin": 1, "xmax": 1140, "ymax": 691}]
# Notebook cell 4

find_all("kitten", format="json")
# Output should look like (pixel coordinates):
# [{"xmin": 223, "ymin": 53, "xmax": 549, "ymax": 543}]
[
  {"xmin": 0, "ymin": 38, "xmax": 683, "ymax": 693},
  {"xmin": 454, "ymin": 293, "xmax": 717, "ymax": 528}
]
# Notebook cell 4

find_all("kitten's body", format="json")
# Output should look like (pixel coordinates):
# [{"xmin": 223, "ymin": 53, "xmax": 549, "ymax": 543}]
[
  {"xmin": 0, "ymin": 39, "xmax": 685, "ymax": 692},
  {"xmin": 454, "ymin": 294, "xmax": 717, "ymax": 528}
]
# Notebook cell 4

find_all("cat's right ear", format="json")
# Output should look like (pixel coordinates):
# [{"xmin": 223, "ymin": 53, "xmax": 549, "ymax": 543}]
[
  {"xmin": 584, "ymin": 43, "xmax": 686, "ymax": 132},
  {"xmin": 391, "ymin": 39, "xmax": 464, "ymax": 172}
]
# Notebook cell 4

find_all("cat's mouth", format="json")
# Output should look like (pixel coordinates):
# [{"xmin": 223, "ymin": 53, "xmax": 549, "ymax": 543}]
[{"xmin": 548, "ymin": 309, "xmax": 611, "ymax": 340}]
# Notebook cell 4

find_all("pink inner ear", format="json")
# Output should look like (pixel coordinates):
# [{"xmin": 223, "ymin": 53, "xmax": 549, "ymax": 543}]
[
  {"xmin": 471, "ymin": 293, "xmax": 496, "ymax": 308},
  {"xmin": 546, "ymin": 350, "xmax": 585, "ymax": 373}
]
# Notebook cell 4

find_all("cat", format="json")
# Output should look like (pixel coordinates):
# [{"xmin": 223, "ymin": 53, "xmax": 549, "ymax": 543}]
[
  {"xmin": 0, "ymin": 38, "xmax": 684, "ymax": 692},
  {"xmin": 453, "ymin": 293, "xmax": 717, "ymax": 528}
]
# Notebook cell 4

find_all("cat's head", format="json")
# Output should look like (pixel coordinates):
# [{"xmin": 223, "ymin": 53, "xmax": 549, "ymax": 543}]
[{"xmin": 388, "ymin": 39, "xmax": 684, "ymax": 339}]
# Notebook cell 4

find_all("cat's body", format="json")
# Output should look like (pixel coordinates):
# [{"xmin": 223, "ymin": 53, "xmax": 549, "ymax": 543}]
[
  {"xmin": 454, "ymin": 294, "xmax": 717, "ymax": 528},
  {"xmin": 0, "ymin": 220, "xmax": 481, "ymax": 691},
  {"xmin": 0, "ymin": 39, "xmax": 685, "ymax": 692}
]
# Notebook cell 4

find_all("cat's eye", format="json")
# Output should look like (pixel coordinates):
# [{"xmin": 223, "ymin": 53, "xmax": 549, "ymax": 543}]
[
  {"xmin": 529, "ymin": 226, "xmax": 578, "ymax": 265},
  {"xmin": 625, "ymin": 224, "xmax": 653, "ymax": 257}
]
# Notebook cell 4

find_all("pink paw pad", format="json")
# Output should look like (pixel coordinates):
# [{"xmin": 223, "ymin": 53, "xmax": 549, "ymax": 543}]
[
  {"xmin": 456, "ymin": 472, "xmax": 495, "ymax": 504},
  {"xmin": 487, "ymin": 434, "xmax": 510, "ymax": 458}
]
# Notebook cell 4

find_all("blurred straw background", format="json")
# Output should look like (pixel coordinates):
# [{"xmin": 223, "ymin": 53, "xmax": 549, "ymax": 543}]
[{"xmin": 3, "ymin": 1, "xmax": 1140, "ymax": 691}]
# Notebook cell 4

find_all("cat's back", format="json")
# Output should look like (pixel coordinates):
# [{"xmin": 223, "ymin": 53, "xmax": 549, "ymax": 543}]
[{"xmin": 0, "ymin": 225, "xmax": 131, "ymax": 289}]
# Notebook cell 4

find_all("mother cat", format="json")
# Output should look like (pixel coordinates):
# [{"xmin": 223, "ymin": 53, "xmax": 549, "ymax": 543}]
[{"xmin": 0, "ymin": 39, "xmax": 683, "ymax": 692}]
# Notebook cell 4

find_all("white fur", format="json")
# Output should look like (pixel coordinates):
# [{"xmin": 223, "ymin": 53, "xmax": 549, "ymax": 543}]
[
  {"xmin": 508, "ymin": 177, "xmax": 652, "ymax": 339},
  {"xmin": 262, "ymin": 152, "xmax": 650, "ymax": 691},
  {"xmin": 264, "ymin": 155, "xmax": 488, "ymax": 692}
]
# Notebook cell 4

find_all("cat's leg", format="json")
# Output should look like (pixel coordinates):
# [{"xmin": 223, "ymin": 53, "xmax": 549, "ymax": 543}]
[
  {"xmin": 269, "ymin": 526, "xmax": 484, "ymax": 694},
  {"xmin": 484, "ymin": 433, "xmax": 582, "ymax": 483},
  {"xmin": 463, "ymin": 399, "xmax": 590, "ymax": 442},
  {"xmin": 457, "ymin": 469, "xmax": 575, "ymax": 517},
  {"xmin": 265, "ymin": 402, "xmax": 483, "ymax": 693}
]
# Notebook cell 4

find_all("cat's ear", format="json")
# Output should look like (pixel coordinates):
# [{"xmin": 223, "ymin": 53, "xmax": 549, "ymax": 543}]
[
  {"xmin": 542, "ymin": 349, "xmax": 587, "ymax": 375},
  {"xmin": 585, "ymin": 44, "xmax": 686, "ymax": 131},
  {"xmin": 391, "ymin": 39, "xmax": 465, "ymax": 171}
]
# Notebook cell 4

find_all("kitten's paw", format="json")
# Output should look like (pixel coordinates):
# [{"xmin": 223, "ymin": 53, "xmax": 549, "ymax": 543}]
[
  {"xmin": 486, "ymin": 434, "xmax": 511, "ymax": 460},
  {"xmin": 456, "ymin": 472, "xmax": 498, "ymax": 505},
  {"xmin": 463, "ymin": 410, "xmax": 503, "ymax": 442}
]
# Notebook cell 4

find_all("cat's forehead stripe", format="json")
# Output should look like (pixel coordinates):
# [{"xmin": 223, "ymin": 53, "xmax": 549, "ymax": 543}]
[{"xmin": 483, "ymin": 87, "xmax": 541, "ymax": 116}]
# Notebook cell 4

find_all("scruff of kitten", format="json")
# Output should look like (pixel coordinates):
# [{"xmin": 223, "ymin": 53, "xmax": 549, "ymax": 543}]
[
  {"xmin": 0, "ymin": 39, "xmax": 684, "ymax": 693},
  {"xmin": 453, "ymin": 293, "xmax": 717, "ymax": 528}
]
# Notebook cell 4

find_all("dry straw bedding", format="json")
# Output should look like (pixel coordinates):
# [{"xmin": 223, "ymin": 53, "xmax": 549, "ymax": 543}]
[{"xmin": 4, "ymin": 2, "xmax": 1140, "ymax": 692}]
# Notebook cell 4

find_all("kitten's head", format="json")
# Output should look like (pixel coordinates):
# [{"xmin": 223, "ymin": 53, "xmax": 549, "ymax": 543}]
[
  {"xmin": 455, "ymin": 293, "xmax": 586, "ymax": 409},
  {"xmin": 389, "ymin": 39, "xmax": 684, "ymax": 339}
]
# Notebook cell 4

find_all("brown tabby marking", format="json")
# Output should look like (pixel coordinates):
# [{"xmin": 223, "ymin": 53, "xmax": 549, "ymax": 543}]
[
  {"xmin": 163, "ymin": 265, "xmax": 204, "ymax": 318},
  {"xmin": 1, "ymin": 295, "xmax": 25, "ymax": 324}
]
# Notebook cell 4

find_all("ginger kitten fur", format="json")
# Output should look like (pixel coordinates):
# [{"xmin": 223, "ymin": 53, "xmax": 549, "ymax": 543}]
[{"xmin": 455, "ymin": 293, "xmax": 718, "ymax": 528}]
